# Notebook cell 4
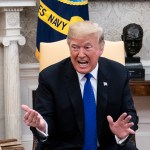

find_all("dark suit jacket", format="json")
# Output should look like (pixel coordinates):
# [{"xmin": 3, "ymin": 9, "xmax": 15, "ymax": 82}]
[{"xmin": 32, "ymin": 57, "xmax": 138, "ymax": 150}]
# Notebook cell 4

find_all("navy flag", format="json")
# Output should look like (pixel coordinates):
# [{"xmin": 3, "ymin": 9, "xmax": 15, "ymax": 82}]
[{"xmin": 36, "ymin": 0, "xmax": 89, "ymax": 60}]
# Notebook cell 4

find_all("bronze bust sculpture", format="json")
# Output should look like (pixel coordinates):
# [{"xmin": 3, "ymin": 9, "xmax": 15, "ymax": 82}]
[
  {"xmin": 121, "ymin": 23, "xmax": 143, "ymax": 58},
  {"xmin": 121, "ymin": 23, "xmax": 145, "ymax": 80}
]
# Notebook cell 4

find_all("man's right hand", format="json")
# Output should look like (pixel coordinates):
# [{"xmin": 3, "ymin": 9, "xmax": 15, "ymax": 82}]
[{"xmin": 21, "ymin": 104, "xmax": 46, "ymax": 133}]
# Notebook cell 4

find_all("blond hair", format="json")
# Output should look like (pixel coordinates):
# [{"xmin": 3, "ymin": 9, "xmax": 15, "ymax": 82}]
[{"xmin": 67, "ymin": 21, "xmax": 104, "ymax": 43}]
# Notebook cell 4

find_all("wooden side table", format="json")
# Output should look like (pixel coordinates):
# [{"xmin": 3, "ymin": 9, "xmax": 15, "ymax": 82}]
[
  {"xmin": 129, "ymin": 80, "xmax": 150, "ymax": 146},
  {"xmin": 129, "ymin": 80, "xmax": 150, "ymax": 96},
  {"xmin": 0, "ymin": 139, "xmax": 24, "ymax": 150}
]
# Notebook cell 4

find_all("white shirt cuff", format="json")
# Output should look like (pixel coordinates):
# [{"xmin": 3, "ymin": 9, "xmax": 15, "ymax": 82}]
[
  {"xmin": 36, "ymin": 121, "xmax": 48, "ymax": 141},
  {"xmin": 115, "ymin": 135, "xmax": 128, "ymax": 144}
]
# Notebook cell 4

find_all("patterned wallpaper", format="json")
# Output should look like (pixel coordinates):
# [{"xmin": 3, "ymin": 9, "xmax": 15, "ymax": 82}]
[{"xmin": 20, "ymin": 0, "xmax": 150, "ymax": 63}]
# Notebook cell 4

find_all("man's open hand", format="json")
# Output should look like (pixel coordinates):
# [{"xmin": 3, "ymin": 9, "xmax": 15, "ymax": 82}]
[
  {"xmin": 21, "ymin": 104, "xmax": 46, "ymax": 132},
  {"xmin": 107, "ymin": 112, "xmax": 135, "ymax": 139}
]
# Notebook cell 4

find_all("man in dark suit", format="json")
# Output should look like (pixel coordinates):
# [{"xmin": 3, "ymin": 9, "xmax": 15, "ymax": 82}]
[{"xmin": 22, "ymin": 21, "xmax": 138, "ymax": 150}]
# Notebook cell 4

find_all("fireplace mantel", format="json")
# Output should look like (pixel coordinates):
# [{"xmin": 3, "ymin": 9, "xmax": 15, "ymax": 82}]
[{"xmin": 0, "ymin": 0, "xmax": 36, "ymax": 7}]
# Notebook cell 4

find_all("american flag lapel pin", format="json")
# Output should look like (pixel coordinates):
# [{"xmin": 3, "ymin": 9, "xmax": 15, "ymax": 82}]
[{"xmin": 103, "ymin": 82, "xmax": 108, "ymax": 86}]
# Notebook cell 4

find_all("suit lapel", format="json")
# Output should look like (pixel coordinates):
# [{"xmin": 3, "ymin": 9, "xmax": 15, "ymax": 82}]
[
  {"xmin": 64, "ymin": 61, "xmax": 84, "ymax": 137},
  {"xmin": 97, "ymin": 59, "xmax": 109, "ymax": 137}
]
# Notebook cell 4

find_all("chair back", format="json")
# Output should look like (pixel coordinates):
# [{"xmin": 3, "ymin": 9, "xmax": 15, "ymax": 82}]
[
  {"xmin": 40, "ymin": 39, "xmax": 70, "ymax": 71},
  {"xmin": 101, "ymin": 40, "xmax": 125, "ymax": 65},
  {"xmin": 40, "ymin": 39, "xmax": 125, "ymax": 71}
]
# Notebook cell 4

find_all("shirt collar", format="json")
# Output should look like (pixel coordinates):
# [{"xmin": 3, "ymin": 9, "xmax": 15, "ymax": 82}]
[{"xmin": 77, "ymin": 63, "xmax": 98, "ymax": 81}]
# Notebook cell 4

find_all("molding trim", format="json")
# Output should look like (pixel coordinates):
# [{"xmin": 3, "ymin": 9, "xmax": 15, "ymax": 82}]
[
  {"xmin": 139, "ymin": 116, "xmax": 150, "ymax": 124},
  {"xmin": 0, "ymin": 1, "xmax": 36, "ymax": 7},
  {"xmin": 0, "ymin": 36, "xmax": 26, "ymax": 46},
  {"xmin": 20, "ymin": 63, "xmax": 39, "ymax": 79},
  {"xmin": 141, "ymin": 60, "xmax": 150, "ymax": 80},
  {"xmin": 136, "ymin": 132, "xmax": 150, "ymax": 136},
  {"xmin": 20, "ymin": 60, "xmax": 150, "ymax": 78},
  {"xmin": 141, "ymin": 60, "xmax": 150, "ymax": 74},
  {"xmin": 141, "ymin": 60, "xmax": 150, "ymax": 67}
]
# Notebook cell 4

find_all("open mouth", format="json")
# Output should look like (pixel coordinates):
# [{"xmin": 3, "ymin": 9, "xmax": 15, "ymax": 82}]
[{"xmin": 78, "ymin": 60, "xmax": 88, "ymax": 67}]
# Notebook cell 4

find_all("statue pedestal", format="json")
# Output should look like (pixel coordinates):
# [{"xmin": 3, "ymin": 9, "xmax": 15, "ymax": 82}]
[
  {"xmin": 125, "ymin": 56, "xmax": 141, "ymax": 63},
  {"xmin": 125, "ymin": 57, "xmax": 145, "ymax": 80}
]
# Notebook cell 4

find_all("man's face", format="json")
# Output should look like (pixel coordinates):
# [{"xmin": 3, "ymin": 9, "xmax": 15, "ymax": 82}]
[
  {"xmin": 123, "ymin": 27, "xmax": 143, "ymax": 57},
  {"xmin": 68, "ymin": 34, "xmax": 104, "ymax": 74}
]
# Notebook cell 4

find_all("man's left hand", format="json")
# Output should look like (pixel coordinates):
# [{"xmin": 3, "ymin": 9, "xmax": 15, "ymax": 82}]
[{"xmin": 107, "ymin": 112, "xmax": 135, "ymax": 139}]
